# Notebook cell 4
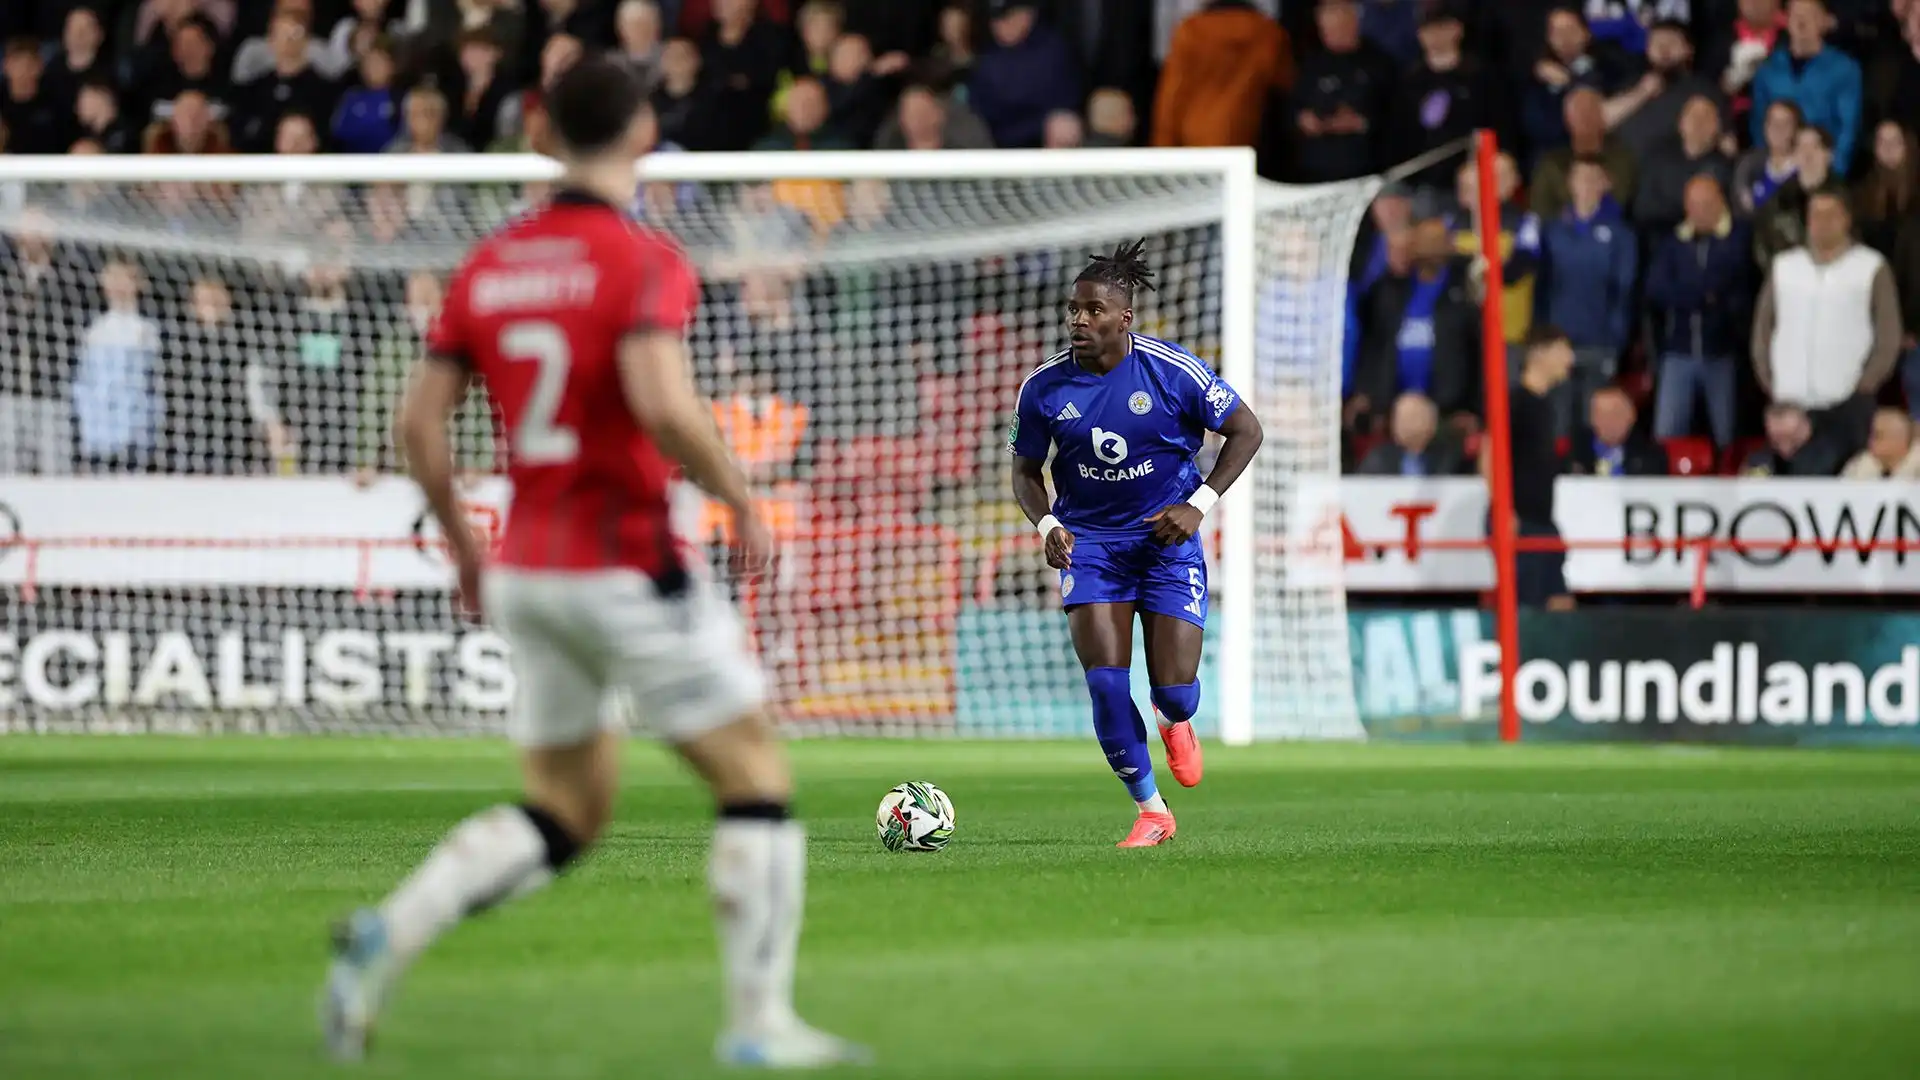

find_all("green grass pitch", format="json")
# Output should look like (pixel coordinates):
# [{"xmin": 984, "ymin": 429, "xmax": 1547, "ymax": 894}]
[{"xmin": 2, "ymin": 738, "xmax": 1918, "ymax": 1080}]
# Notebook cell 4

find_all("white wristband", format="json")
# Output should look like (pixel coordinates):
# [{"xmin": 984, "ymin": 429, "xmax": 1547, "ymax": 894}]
[
  {"xmin": 1037, "ymin": 514, "xmax": 1064, "ymax": 538},
  {"xmin": 1186, "ymin": 485, "xmax": 1220, "ymax": 516}
]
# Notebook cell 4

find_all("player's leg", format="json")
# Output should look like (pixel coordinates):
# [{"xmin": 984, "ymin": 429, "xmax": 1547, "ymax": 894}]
[
  {"xmin": 614, "ymin": 573, "xmax": 866, "ymax": 1067},
  {"xmin": 1141, "ymin": 535, "xmax": 1210, "ymax": 788},
  {"xmin": 321, "ymin": 574, "xmax": 617, "ymax": 1061},
  {"xmin": 1065, "ymin": 542, "xmax": 1174, "ymax": 847}
]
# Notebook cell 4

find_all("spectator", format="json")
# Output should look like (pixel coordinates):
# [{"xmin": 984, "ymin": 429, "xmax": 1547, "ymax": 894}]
[
  {"xmin": 769, "ymin": 2, "xmax": 851, "ymax": 124},
  {"xmin": 1152, "ymin": 0, "xmax": 1292, "ymax": 151},
  {"xmin": 1754, "ymin": 190, "xmax": 1901, "ymax": 451},
  {"xmin": 1352, "ymin": 217, "xmax": 1482, "ymax": 432},
  {"xmin": 1751, "ymin": 0, "xmax": 1862, "ymax": 173},
  {"xmin": 1503, "ymin": 324, "xmax": 1575, "ymax": 610},
  {"xmin": 0, "ymin": 209, "xmax": 76, "ymax": 476},
  {"xmin": 449, "ymin": 28, "xmax": 518, "ymax": 150},
  {"xmin": 754, "ymin": 74, "xmax": 853, "ymax": 149},
  {"xmin": 1645, "ymin": 174, "xmax": 1751, "ymax": 446},
  {"xmin": 1533, "ymin": 87, "xmax": 1639, "ymax": 220},
  {"xmin": 130, "ymin": 1, "xmax": 240, "ymax": 97},
  {"xmin": 1042, "ymin": 109, "xmax": 1083, "ymax": 148},
  {"xmin": 681, "ymin": 0, "xmax": 796, "ymax": 36},
  {"xmin": 331, "ymin": 33, "xmax": 401, "ymax": 154},
  {"xmin": 387, "ymin": 85, "xmax": 470, "ymax": 153},
  {"xmin": 615, "ymin": 0, "xmax": 666, "ymax": 73},
  {"xmin": 74, "ymin": 78, "xmax": 139, "ymax": 154},
  {"xmin": 1449, "ymin": 154, "xmax": 1543, "ymax": 361},
  {"xmin": 234, "ymin": 10, "xmax": 341, "ymax": 153},
  {"xmin": 652, "ymin": 37, "xmax": 721, "ymax": 150},
  {"xmin": 1390, "ymin": 7, "xmax": 1499, "ymax": 192},
  {"xmin": 969, "ymin": 1, "xmax": 1079, "ymax": 149},
  {"xmin": 140, "ymin": 14, "xmax": 231, "ymax": 127},
  {"xmin": 1612, "ymin": 19, "xmax": 1726, "ymax": 163},
  {"xmin": 821, "ymin": 33, "xmax": 891, "ymax": 148},
  {"xmin": 43, "ymin": 7, "xmax": 108, "ymax": 118},
  {"xmin": 922, "ymin": 1, "xmax": 974, "ymax": 94},
  {"xmin": 709, "ymin": 346, "xmax": 812, "ymax": 485},
  {"xmin": 243, "ymin": 113, "xmax": 347, "ymax": 244},
  {"xmin": 1355, "ymin": 392, "xmax": 1466, "ymax": 476},
  {"xmin": 1523, "ymin": 6, "xmax": 1629, "ymax": 158},
  {"xmin": 166, "ymin": 277, "xmax": 258, "ymax": 475},
  {"xmin": 1540, "ymin": 156, "xmax": 1638, "ymax": 438},
  {"xmin": 1754, "ymin": 123, "xmax": 1840, "ymax": 268},
  {"xmin": 246, "ymin": 222, "xmax": 370, "ymax": 474},
  {"xmin": 1154, "ymin": 0, "xmax": 1277, "ymax": 63},
  {"xmin": 2, "ymin": 37, "xmax": 69, "ymax": 154},
  {"xmin": 1085, "ymin": 87, "xmax": 1136, "ymax": 147},
  {"xmin": 874, "ymin": 83, "xmax": 993, "ymax": 150},
  {"xmin": 142, "ymin": 88, "xmax": 231, "ymax": 152},
  {"xmin": 1841, "ymin": 406, "xmax": 1920, "ymax": 476},
  {"xmin": 1712, "ymin": 0, "xmax": 1787, "ymax": 134},
  {"xmin": 1871, "ymin": 0, "xmax": 1920, "ymax": 134},
  {"xmin": 1291, "ymin": 0, "xmax": 1393, "ymax": 183},
  {"xmin": 701, "ymin": 0, "xmax": 800, "ymax": 150},
  {"xmin": 234, "ymin": 0, "xmax": 355, "ymax": 84},
  {"xmin": 1565, "ymin": 385, "xmax": 1669, "ymax": 475},
  {"xmin": 1741, "ymin": 401, "xmax": 1844, "ymax": 474},
  {"xmin": 324, "ymin": 0, "xmax": 411, "ymax": 80},
  {"xmin": 1635, "ymin": 94, "xmax": 1737, "ymax": 233},
  {"xmin": 72, "ymin": 260, "xmax": 163, "ymax": 475},
  {"xmin": 1731, "ymin": 98, "xmax": 1803, "ymax": 213},
  {"xmin": 540, "ymin": 30, "xmax": 585, "ymax": 88},
  {"xmin": 1852, "ymin": 120, "xmax": 1917, "ymax": 258}
]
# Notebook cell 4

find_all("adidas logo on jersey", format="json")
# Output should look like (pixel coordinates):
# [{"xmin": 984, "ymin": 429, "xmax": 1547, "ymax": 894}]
[{"xmin": 1055, "ymin": 403, "xmax": 1082, "ymax": 421}]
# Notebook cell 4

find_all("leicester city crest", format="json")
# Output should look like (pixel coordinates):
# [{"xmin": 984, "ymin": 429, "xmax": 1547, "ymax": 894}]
[
  {"xmin": 1061, "ymin": 573, "xmax": 1075, "ymax": 598},
  {"xmin": 1128, "ymin": 391, "xmax": 1152, "ymax": 415}
]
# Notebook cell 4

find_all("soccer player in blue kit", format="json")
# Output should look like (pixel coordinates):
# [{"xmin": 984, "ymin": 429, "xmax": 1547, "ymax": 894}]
[{"xmin": 1008, "ymin": 240, "xmax": 1265, "ymax": 848}]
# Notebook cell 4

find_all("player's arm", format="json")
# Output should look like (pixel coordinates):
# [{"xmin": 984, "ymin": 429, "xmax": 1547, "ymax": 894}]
[
  {"xmin": 1199, "ymin": 400, "xmax": 1264, "ymax": 501},
  {"xmin": 395, "ymin": 355, "xmax": 483, "ymax": 567},
  {"xmin": 618, "ymin": 331, "xmax": 755, "ymax": 514},
  {"xmin": 1007, "ymin": 382, "xmax": 1071, "ymax": 569},
  {"xmin": 1147, "ymin": 367, "xmax": 1263, "ymax": 546}
]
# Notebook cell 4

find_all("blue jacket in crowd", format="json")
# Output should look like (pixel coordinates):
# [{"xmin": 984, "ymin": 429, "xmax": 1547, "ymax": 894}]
[
  {"xmin": 968, "ymin": 24, "xmax": 1081, "ymax": 149},
  {"xmin": 1749, "ymin": 46, "xmax": 1863, "ymax": 174},
  {"xmin": 1644, "ymin": 215, "xmax": 1753, "ymax": 359},
  {"xmin": 1538, "ymin": 196, "xmax": 1637, "ymax": 351}
]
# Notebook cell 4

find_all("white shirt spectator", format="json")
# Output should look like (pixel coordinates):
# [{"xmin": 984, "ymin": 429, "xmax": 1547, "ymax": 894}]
[{"xmin": 1757, "ymin": 244, "xmax": 1898, "ymax": 409}]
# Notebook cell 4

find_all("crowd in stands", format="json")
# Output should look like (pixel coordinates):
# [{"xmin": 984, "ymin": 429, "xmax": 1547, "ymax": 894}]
[
  {"xmin": 2, "ymin": 0, "xmax": 1920, "ymax": 496},
  {"xmin": 1342, "ymin": 0, "xmax": 1920, "ymax": 487}
]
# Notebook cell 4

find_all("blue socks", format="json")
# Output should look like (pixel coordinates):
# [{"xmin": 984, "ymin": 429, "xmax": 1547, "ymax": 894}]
[
  {"xmin": 1086, "ymin": 667, "xmax": 1158, "ymax": 804},
  {"xmin": 1151, "ymin": 681, "xmax": 1201, "ymax": 726}
]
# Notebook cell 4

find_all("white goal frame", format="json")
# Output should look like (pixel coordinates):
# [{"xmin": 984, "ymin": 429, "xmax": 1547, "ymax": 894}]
[{"xmin": 0, "ymin": 148, "xmax": 1295, "ymax": 744}]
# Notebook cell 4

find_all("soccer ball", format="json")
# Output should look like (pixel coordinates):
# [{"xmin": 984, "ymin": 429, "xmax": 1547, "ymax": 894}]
[{"xmin": 876, "ymin": 782, "xmax": 956, "ymax": 853}]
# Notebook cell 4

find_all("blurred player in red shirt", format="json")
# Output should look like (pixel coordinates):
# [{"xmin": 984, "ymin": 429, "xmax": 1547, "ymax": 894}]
[{"xmin": 321, "ymin": 55, "xmax": 867, "ymax": 1070}]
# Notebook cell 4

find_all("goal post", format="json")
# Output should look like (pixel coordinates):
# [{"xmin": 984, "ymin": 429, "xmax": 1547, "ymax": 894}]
[{"xmin": 0, "ymin": 149, "xmax": 1374, "ymax": 740}]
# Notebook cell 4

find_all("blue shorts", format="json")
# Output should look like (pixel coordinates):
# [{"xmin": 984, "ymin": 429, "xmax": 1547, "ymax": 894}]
[{"xmin": 1059, "ymin": 535, "xmax": 1208, "ymax": 628}]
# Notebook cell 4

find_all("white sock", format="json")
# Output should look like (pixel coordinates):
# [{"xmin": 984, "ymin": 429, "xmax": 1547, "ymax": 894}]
[
  {"xmin": 708, "ymin": 815, "xmax": 807, "ymax": 1037},
  {"xmin": 1137, "ymin": 792, "xmax": 1169, "ymax": 814},
  {"xmin": 379, "ymin": 805, "xmax": 557, "ymax": 965}
]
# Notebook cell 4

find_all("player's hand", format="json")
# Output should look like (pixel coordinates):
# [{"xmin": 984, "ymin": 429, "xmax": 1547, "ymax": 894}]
[
  {"xmin": 453, "ymin": 548, "xmax": 485, "ymax": 622},
  {"xmin": 1043, "ymin": 526, "xmax": 1074, "ymax": 570},
  {"xmin": 731, "ymin": 509, "xmax": 778, "ymax": 579},
  {"xmin": 1146, "ymin": 505, "xmax": 1203, "ymax": 546}
]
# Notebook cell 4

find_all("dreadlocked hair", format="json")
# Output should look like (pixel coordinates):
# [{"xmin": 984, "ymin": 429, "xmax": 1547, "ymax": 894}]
[{"xmin": 1075, "ymin": 238, "xmax": 1157, "ymax": 303}]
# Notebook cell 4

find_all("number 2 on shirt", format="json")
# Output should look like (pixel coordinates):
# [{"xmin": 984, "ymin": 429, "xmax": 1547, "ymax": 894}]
[{"xmin": 500, "ymin": 320, "xmax": 580, "ymax": 465}]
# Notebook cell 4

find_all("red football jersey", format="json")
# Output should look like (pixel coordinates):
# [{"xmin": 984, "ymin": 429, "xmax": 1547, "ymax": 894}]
[{"xmin": 428, "ymin": 189, "xmax": 699, "ymax": 577}]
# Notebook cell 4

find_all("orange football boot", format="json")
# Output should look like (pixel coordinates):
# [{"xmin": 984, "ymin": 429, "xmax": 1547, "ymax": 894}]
[
  {"xmin": 1157, "ymin": 710, "xmax": 1205, "ymax": 788},
  {"xmin": 1116, "ymin": 809, "xmax": 1177, "ymax": 848}
]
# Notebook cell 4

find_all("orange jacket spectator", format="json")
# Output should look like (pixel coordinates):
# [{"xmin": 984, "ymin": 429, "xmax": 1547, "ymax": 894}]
[{"xmin": 1152, "ymin": 2, "xmax": 1292, "ymax": 149}]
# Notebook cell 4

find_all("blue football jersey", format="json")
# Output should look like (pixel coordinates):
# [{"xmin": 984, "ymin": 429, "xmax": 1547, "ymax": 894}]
[{"xmin": 1007, "ymin": 333, "xmax": 1242, "ymax": 539}]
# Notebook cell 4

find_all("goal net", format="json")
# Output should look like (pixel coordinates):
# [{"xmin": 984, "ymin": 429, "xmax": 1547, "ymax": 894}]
[{"xmin": 0, "ymin": 152, "xmax": 1373, "ymax": 740}]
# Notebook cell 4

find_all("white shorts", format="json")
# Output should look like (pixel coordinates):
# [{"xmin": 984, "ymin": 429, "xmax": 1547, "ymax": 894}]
[{"xmin": 482, "ymin": 568, "xmax": 765, "ymax": 748}]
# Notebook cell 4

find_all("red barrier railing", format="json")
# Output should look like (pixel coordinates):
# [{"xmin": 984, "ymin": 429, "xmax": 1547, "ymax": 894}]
[{"xmin": 972, "ymin": 533, "xmax": 1920, "ymax": 611}]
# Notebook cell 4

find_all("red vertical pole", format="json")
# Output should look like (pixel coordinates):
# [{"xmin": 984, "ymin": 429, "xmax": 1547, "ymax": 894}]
[{"xmin": 1474, "ymin": 130, "xmax": 1522, "ymax": 744}]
